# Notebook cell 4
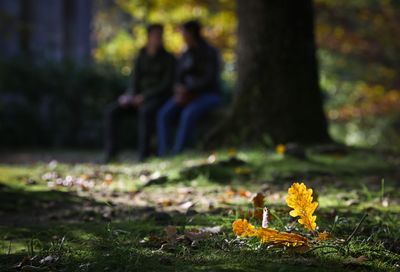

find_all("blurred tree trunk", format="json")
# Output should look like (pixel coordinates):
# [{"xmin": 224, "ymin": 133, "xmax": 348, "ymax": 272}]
[{"xmin": 210, "ymin": 0, "xmax": 330, "ymax": 145}]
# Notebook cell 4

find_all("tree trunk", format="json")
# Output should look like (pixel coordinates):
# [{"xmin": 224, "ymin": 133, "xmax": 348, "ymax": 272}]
[{"xmin": 210, "ymin": 0, "xmax": 330, "ymax": 146}]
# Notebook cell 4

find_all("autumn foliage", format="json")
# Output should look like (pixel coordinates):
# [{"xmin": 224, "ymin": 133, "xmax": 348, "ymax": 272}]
[
  {"xmin": 232, "ymin": 182, "xmax": 321, "ymax": 248},
  {"xmin": 286, "ymin": 182, "xmax": 318, "ymax": 231},
  {"xmin": 232, "ymin": 219, "xmax": 308, "ymax": 248}
]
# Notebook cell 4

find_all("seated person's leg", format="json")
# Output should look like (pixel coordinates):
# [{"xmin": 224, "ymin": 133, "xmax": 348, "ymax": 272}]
[
  {"xmin": 172, "ymin": 93, "xmax": 222, "ymax": 155},
  {"xmin": 104, "ymin": 101, "xmax": 135, "ymax": 160},
  {"xmin": 137, "ymin": 99, "xmax": 164, "ymax": 161},
  {"xmin": 157, "ymin": 99, "xmax": 182, "ymax": 156}
]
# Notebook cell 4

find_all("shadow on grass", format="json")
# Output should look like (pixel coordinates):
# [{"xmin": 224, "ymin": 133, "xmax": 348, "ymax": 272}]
[
  {"xmin": 0, "ymin": 183, "xmax": 108, "ymax": 226},
  {"xmin": 0, "ymin": 202, "xmax": 398, "ymax": 271},
  {"xmin": 0, "ymin": 219, "xmax": 379, "ymax": 272}
]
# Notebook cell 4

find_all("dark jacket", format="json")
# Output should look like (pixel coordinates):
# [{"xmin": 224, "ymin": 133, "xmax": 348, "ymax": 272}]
[
  {"xmin": 132, "ymin": 47, "xmax": 176, "ymax": 100},
  {"xmin": 177, "ymin": 40, "xmax": 221, "ymax": 94}
]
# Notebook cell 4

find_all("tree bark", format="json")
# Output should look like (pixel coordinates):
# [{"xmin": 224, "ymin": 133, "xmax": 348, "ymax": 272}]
[{"xmin": 209, "ymin": 0, "xmax": 330, "ymax": 146}]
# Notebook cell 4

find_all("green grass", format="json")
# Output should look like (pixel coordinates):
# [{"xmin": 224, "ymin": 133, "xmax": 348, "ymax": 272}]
[{"xmin": 0, "ymin": 148, "xmax": 399, "ymax": 271}]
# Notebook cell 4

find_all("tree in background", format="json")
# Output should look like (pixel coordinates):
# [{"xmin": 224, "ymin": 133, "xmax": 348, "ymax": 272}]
[
  {"xmin": 93, "ymin": 0, "xmax": 400, "ymax": 148},
  {"xmin": 316, "ymin": 0, "xmax": 400, "ymax": 148},
  {"xmin": 210, "ymin": 0, "xmax": 330, "ymax": 145}
]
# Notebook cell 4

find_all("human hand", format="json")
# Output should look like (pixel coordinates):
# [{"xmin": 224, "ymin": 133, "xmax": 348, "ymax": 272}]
[
  {"xmin": 118, "ymin": 94, "xmax": 134, "ymax": 107},
  {"xmin": 174, "ymin": 84, "xmax": 187, "ymax": 95},
  {"xmin": 132, "ymin": 95, "xmax": 145, "ymax": 107},
  {"xmin": 174, "ymin": 85, "xmax": 189, "ymax": 105}
]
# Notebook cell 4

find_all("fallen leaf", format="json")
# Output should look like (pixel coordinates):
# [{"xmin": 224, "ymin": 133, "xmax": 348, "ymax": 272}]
[
  {"xmin": 139, "ymin": 235, "xmax": 163, "ymax": 247},
  {"xmin": 276, "ymin": 144, "xmax": 286, "ymax": 155},
  {"xmin": 381, "ymin": 197, "xmax": 389, "ymax": 207},
  {"xmin": 103, "ymin": 174, "xmax": 113, "ymax": 185},
  {"xmin": 257, "ymin": 228, "xmax": 308, "ymax": 247},
  {"xmin": 207, "ymin": 154, "xmax": 217, "ymax": 164},
  {"xmin": 238, "ymin": 188, "xmax": 251, "ymax": 197},
  {"xmin": 158, "ymin": 198, "xmax": 175, "ymax": 207},
  {"xmin": 225, "ymin": 189, "xmax": 235, "ymax": 198},
  {"xmin": 286, "ymin": 182, "xmax": 318, "ymax": 231},
  {"xmin": 39, "ymin": 255, "xmax": 58, "ymax": 265},
  {"xmin": 177, "ymin": 201, "xmax": 194, "ymax": 213},
  {"xmin": 316, "ymin": 231, "xmax": 330, "ymax": 241},
  {"xmin": 14, "ymin": 256, "xmax": 31, "ymax": 269},
  {"xmin": 200, "ymin": 226, "xmax": 222, "ymax": 234},
  {"xmin": 232, "ymin": 219, "xmax": 308, "ymax": 248},
  {"xmin": 252, "ymin": 193, "xmax": 265, "ymax": 219},
  {"xmin": 165, "ymin": 226, "xmax": 177, "ymax": 245},
  {"xmin": 141, "ymin": 172, "xmax": 168, "ymax": 187},
  {"xmin": 232, "ymin": 219, "xmax": 257, "ymax": 237},
  {"xmin": 184, "ymin": 230, "xmax": 210, "ymax": 241}
]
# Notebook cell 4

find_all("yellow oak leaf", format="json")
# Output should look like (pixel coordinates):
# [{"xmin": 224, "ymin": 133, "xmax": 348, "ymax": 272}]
[
  {"xmin": 232, "ymin": 219, "xmax": 257, "ymax": 237},
  {"xmin": 257, "ymin": 228, "xmax": 308, "ymax": 247},
  {"xmin": 232, "ymin": 219, "xmax": 308, "ymax": 248},
  {"xmin": 286, "ymin": 182, "xmax": 318, "ymax": 231}
]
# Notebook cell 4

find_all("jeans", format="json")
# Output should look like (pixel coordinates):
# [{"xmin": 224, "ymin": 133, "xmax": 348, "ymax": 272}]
[{"xmin": 157, "ymin": 93, "xmax": 222, "ymax": 156}]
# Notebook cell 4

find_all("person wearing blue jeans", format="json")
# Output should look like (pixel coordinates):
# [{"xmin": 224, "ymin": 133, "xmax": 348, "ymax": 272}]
[{"xmin": 157, "ymin": 20, "xmax": 222, "ymax": 156}]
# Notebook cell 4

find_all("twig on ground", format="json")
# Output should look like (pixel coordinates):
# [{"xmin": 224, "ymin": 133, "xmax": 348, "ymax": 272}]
[{"xmin": 345, "ymin": 213, "xmax": 368, "ymax": 244}]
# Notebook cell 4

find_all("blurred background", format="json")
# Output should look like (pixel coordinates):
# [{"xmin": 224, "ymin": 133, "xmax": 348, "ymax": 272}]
[{"xmin": 0, "ymin": 0, "xmax": 400, "ymax": 150}]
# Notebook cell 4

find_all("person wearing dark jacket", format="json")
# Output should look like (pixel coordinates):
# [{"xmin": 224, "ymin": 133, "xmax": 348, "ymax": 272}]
[
  {"xmin": 104, "ymin": 24, "xmax": 175, "ymax": 162},
  {"xmin": 157, "ymin": 20, "xmax": 222, "ymax": 156}
]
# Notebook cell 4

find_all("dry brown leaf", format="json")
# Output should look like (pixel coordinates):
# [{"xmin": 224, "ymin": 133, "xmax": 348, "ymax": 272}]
[
  {"xmin": 165, "ymin": 226, "xmax": 177, "ymax": 245},
  {"xmin": 184, "ymin": 230, "xmax": 210, "ymax": 241},
  {"xmin": 316, "ymin": 231, "xmax": 330, "ymax": 241},
  {"xmin": 103, "ymin": 174, "xmax": 113, "ymax": 185},
  {"xmin": 238, "ymin": 188, "xmax": 251, "ymax": 197},
  {"xmin": 252, "ymin": 193, "xmax": 265, "ymax": 219},
  {"xmin": 184, "ymin": 225, "xmax": 222, "ymax": 242}
]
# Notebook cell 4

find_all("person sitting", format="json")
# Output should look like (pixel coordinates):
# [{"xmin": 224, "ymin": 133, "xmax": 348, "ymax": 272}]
[
  {"xmin": 104, "ymin": 23, "xmax": 175, "ymax": 162},
  {"xmin": 157, "ymin": 20, "xmax": 222, "ymax": 156}
]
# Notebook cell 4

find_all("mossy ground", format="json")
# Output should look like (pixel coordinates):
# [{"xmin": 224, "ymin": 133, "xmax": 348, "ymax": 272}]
[{"xmin": 0, "ymin": 148, "xmax": 399, "ymax": 271}]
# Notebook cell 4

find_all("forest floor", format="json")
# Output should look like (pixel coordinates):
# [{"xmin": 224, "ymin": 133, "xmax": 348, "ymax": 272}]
[{"xmin": 0, "ymin": 147, "xmax": 400, "ymax": 271}]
